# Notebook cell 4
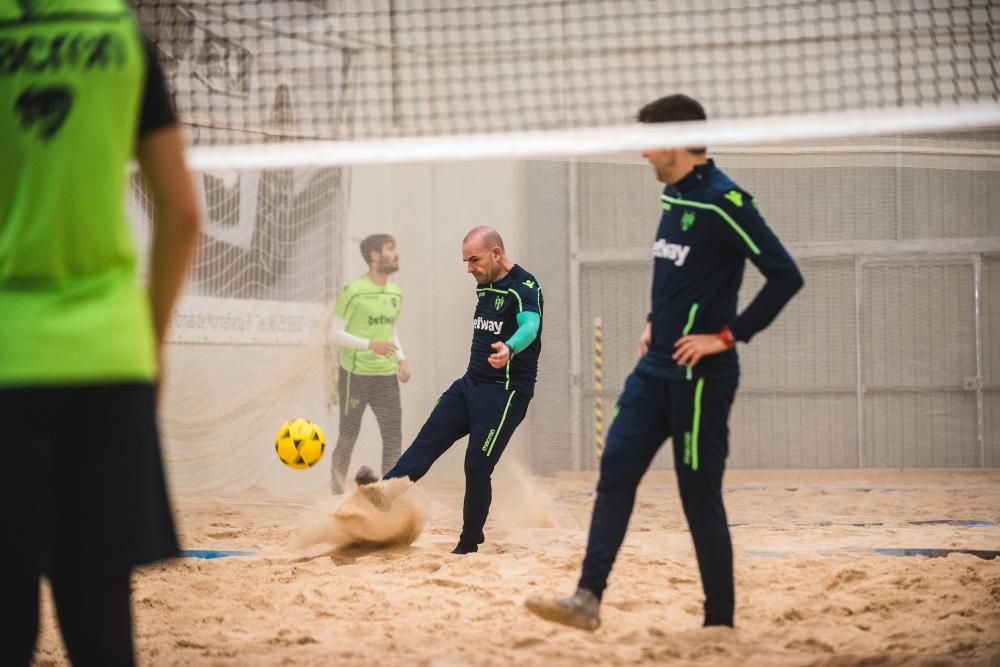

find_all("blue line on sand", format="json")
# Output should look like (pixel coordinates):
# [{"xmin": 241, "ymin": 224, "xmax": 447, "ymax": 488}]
[
  {"xmin": 872, "ymin": 548, "xmax": 999, "ymax": 559},
  {"xmin": 182, "ymin": 550, "xmax": 254, "ymax": 559},
  {"xmin": 908, "ymin": 519, "xmax": 993, "ymax": 527},
  {"xmin": 746, "ymin": 548, "xmax": 999, "ymax": 560},
  {"xmin": 722, "ymin": 520, "xmax": 992, "ymax": 528}
]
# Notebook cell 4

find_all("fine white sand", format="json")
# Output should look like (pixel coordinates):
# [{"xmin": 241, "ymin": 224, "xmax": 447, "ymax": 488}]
[{"xmin": 32, "ymin": 468, "xmax": 1000, "ymax": 666}]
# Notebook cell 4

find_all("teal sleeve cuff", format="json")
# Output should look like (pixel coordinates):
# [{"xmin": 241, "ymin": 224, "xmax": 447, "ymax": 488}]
[{"xmin": 506, "ymin": 311, "xmax": 540, "ymax": 355}]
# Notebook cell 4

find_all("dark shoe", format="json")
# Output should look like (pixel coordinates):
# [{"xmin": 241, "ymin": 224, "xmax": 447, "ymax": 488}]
[
  {"xmin": 353, "ymin": 466, "xmax": 388, "ymax": 509},
  {"xmin": 354, "ymin": 465, "xmax": 378, "ymax": 486},
  {"xmin": 525, "ymin": 588, "xmax": 601, "ymax": 631},
  {"xmin": 450, "ymin": 542, "xmax": 478, "ymax": 555}
]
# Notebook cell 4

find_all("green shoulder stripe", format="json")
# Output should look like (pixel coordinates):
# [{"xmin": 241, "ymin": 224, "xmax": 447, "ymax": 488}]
[
  {"xmin": 507, "ymin": 288, "xmax": 523, "ymax": 311},
  {"xmin": 661, "ymin": 194, "xmax": 761, "ymax": 255}
]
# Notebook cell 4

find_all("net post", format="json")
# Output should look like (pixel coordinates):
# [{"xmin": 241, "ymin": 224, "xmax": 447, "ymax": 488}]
[{"xmin": 593, "ymin": 316, "xmax": 604, "ymax": 460}]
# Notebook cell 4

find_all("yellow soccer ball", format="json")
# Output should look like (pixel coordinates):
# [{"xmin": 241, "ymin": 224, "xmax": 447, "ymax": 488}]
[{"xmin": 275, "ymin": 418, "xmax": 326, "ymax": 470}]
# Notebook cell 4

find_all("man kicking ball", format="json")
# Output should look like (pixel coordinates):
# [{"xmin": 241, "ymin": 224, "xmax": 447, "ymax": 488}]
[{"xmin": 357, "ymin": 226, "xmax": 543, "ymax": 555}]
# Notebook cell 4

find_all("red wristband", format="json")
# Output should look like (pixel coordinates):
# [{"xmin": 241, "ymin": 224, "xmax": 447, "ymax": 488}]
[{"xmin": 717, "ymin": 325, "xmax": 735, "ymax": 349}]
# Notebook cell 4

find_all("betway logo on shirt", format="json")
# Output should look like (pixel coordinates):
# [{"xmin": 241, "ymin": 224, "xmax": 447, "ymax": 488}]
[
  {"xmin": 368, "ymin": 315, "xmax": 396, "ymax": 326},
  {"xmin": 473, "ymin": 316, "xmax": 504, "ymax": 335},
  {"xmin": 653, "ymin": 239, "xmax": 691, "ymax": 267}
]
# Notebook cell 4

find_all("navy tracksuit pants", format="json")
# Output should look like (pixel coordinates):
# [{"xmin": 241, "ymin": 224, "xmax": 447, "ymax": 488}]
[
  {"xmin": 384, "ymin": 376, "xmax": 530, "ymax": 549},
  {"xmin": 578, "ymin": 368, "xmax": 739, "ymax": 627}
]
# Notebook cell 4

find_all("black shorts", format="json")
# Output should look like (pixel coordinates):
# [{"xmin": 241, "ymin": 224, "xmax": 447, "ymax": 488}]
[{"xmin": 0, "ymin": 383, "xmax": 179, "ymax": 578}]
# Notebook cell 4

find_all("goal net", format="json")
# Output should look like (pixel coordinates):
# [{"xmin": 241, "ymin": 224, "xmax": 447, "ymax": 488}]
[{"xmin": 128, "ymin": 1, "xmax": 1000, "ymax": 494}]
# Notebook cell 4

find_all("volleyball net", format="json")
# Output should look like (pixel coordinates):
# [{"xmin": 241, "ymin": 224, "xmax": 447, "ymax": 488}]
[{"xmin": 127, "ymin": 1, "xmax": 1000, "ymax": 493}]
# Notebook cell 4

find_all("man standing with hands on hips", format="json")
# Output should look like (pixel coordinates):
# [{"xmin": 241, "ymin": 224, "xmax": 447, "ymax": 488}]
[{"xmin": 526, "ymin": 94, "xmax": 803, "ymax": 631}]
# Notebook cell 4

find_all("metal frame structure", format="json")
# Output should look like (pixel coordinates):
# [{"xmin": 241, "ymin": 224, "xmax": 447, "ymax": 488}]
[{"xmin": 568, "ymin": 146, "xmax": 999, "ymax": 470}]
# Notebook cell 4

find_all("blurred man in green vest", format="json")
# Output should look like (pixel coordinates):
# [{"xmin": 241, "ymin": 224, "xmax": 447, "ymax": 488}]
[
  {"xmin": 328, "ymin": 234, "xmax": 410, "ymax": 494},
  {"xmin": 0, "ymin": 1, "xmax": 201, "ymax": 664}
]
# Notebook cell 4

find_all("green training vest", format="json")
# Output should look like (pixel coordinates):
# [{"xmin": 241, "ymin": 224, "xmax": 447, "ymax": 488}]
[
  {"xmin": 333, "ymin": 274, "xmax": 403, "ymax": 376},
  {"xmin": 0, "ymin": 0, "xmax": 156, "ymax": 385}
]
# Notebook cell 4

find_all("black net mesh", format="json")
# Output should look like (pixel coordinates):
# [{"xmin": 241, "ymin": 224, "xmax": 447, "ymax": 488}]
[{"xmin": 131, "ymin": 0, "xmax": 999, "ymax": 145}]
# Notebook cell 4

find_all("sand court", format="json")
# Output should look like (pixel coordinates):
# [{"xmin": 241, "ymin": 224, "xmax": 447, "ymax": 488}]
[{"xmin": 32, "ymin": 469, "xmax": 1000, "ymax": 666}]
